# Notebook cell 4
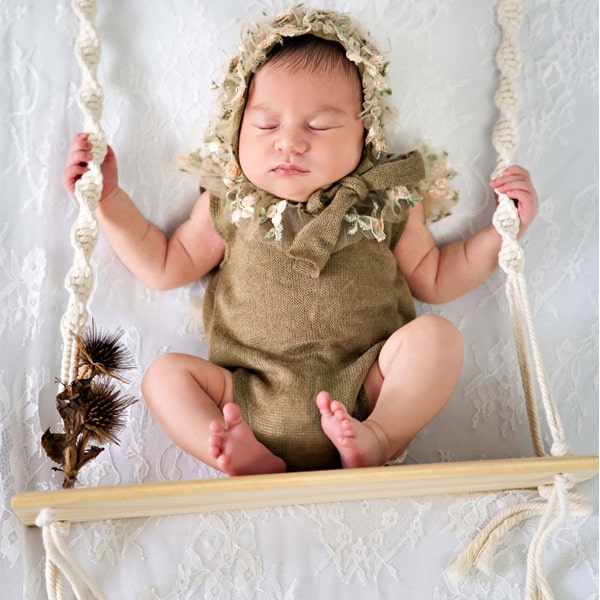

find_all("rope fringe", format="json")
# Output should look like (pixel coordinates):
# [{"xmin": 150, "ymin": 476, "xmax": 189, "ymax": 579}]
[
  {"xmin": 448, "ymin": 1, "xmax": 590, "ymax": 597},
  {"xmin": 36, "ymin": 509, "xmax": 108, "ymax": 600},
  {"xmin": 447, "ymin": 487, "xmax": 592, "ymax": 586}
]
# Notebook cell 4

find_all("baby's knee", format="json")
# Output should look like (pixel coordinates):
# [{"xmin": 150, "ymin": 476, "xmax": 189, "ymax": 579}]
[
  {"xmin": 415, "ymin": 314, "xmax": 463, "ymax": 357},
  {"xmin": 141, "ymin": 353, "xmax": 183, "ymax": 404},
  {"xmin": 424, "ymin": 314, "xmax": 461, "ymax": 344}
]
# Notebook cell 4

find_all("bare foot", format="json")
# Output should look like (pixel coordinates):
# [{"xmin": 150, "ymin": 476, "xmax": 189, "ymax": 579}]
[
  {"xmin": 317, "ymin": 391, "xmax": 389, "ymax": 468},
  {"xmin": 209, "ymin": 403, "xmax": 286, "ymax": 475}
]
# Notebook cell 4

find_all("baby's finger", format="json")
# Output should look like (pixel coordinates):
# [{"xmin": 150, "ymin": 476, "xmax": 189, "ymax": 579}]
[
  {"xmin": 490, "ymin": 165, "xmax": 531, "ymax": 186},
  {"xmin": 62, "ymin": 164, "xmax": 88, "ymax": 192},
  {"xmin": 492, "ymin": 182, "xmax": 533, "ymax": 198},
  {"xmin": 490, "ymin": 173, "xmax": 530, "ymax": 188},
  {"xmin": 64, "ymin": 164, "xmax": 88, "ymax": 184},
  {"xmin": 71, "ymin": 132, "xmax": 88, "ymax": 143},
  {"xmin": 67, "ymin": 137, "xmax": 92, "ymax": 156},
  {"xmin": 500, "ymin": 165, "xmax": 530, "ymax": 178},
  {"xmin": 67, "ymin": 133, "xmax": 91, "ymax": 156},
  {"xmin": 69, "ymin": 149, "xmax": 93, "ymax": 167}
]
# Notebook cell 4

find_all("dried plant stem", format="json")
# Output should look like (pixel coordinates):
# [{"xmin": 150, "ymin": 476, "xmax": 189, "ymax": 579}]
[
  {"xmin": 43, "ymin": 323, "xmax": 137, "ymax": 488},
  {"xmin": 63, "ymin": 445, "xmax": 79, "ymax": 489}
]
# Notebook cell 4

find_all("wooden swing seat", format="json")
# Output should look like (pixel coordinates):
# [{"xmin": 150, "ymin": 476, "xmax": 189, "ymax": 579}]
[{"xmin": 12, "ymin": 454, "xmax": 598, "ymax": 526}]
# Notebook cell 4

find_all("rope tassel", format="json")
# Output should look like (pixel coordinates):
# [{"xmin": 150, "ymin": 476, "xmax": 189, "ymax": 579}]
[
  {"xmin": 447, "ymin": 484, "xmax": 592, "ymax": 594},
  {"xmin": 36, "ymin": 509, "xmax": 107, "ymax": 600}
]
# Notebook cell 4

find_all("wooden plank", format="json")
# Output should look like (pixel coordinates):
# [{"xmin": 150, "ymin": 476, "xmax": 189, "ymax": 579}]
[{"xmin": 12, "ymin": 455, "xmax": 598, "ymax": 526}]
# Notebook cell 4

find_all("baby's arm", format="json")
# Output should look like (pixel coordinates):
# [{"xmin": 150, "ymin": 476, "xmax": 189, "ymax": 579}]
[
  {"xmin": 396, "ymin": 166, "xmax": 538, "ymax": 304},
  {"xmin": 97, "ymin": 188, "xmax": 224, "ymax": 289},
  {"xmin": 63, "ymin": 133, "xmax": 225, "ymax": 290}
]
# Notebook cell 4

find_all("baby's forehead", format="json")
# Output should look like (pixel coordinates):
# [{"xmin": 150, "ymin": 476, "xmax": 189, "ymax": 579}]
[
  {"xmin": 251, "ymin": 60, "xmax": 362, "ymax": 98},
  {"xmin": 258, "ymin": 45, "xmax": 359, "ymax": 77},
  {"xmin": 245, "ymin": 64, "xmax": 362, "ymax": 116},
  {"xmin": 254, "ymin": 59, "xmax": 351, "ymax": 80}
]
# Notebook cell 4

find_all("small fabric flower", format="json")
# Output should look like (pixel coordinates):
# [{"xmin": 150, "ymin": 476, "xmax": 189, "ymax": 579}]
[
  {"xmin": 224, "ymin": 161, "xmax": 242, "ymax": 185},
  {"xmin": 266, "ymin": 200, "xmax": 287, "ymax": 227},
  {"xmin": 232, "ymin": 194, "xmax": 257, "ymax": 222},
  {"xmin": 371, "ymin": 217, "xmax": 385, "ymax": 241},
  {"xmin": 427, "ymin": 177, "xmax": 453, "ymax": 200},
  {"xmin": 388, "ymin": 185, "xmax": 411, "ymax": 201}
]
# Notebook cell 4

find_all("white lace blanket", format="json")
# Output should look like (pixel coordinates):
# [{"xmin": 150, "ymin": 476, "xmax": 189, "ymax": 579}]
[{"xmin": 1, "ymin": 1, "xmax": 597, "ymax": 598}]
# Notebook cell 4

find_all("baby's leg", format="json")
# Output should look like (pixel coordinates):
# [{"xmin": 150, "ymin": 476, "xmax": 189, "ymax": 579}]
[
  {"xmin": 318, "ymin": 314, "xmax": 463, "ymax": 468},
  {"xmin": 142, "ymin": 353, "xmax": 285, "ymax": 475}
]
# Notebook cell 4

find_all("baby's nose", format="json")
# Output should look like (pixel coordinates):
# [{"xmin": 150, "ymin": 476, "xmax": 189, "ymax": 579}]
[{"xmin": 274, "ymin": 127, "xmax": 308, "ymax": 154}]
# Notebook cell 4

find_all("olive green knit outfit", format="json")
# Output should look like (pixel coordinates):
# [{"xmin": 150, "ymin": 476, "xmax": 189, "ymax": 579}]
[
  {"xmin": 203, "ymin": 152, "xmax": 425, "ymax": 471},
  {"xmin": 184, "ymin": 6, "xmax": 455, "ymax": 470}
]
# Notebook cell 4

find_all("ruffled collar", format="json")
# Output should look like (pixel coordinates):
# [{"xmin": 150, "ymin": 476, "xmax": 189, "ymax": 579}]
[{"xmin": 223, "ymin": 151, "xmax": 425, "ymax": 276}]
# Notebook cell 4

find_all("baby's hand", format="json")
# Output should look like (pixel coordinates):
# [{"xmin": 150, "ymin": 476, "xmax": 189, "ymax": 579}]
[
  {"xmin": 489, "ymin": 165, "xmax": 539, "ymax": 239},
  {"xmin": 62, "ymin": 133, "xmax": 119, "ymax": 201}
]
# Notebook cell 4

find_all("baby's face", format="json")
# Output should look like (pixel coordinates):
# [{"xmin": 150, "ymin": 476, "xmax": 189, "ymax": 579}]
[{"xmin": 238, "ymin": 63, "xmax": 364, "ymax": 202}]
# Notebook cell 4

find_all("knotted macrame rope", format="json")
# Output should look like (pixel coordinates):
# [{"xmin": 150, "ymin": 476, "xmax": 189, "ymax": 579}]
[
  {"xmin": 59, "ymin": 0, "xmax": 106, "ymax": 386},
  {"xmin": 448, "ymin": 2, "xmax": 592, "ymax": 597},
  {"xmin": 39, "ymin": 1, "xmax": 107, "ymax": 598}
]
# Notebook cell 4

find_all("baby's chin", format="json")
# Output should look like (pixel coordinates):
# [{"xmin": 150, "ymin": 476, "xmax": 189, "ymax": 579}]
[
  {"xmin": 242, "ymin": 169, "xmax": 332, "ymax": 203},
  {"xmin": 252, "ymin": 183, "xmax": 314, "ymax": 203},
  {"xmin": 258, "ymin": 180, "xmax": 340, "ymax": 203}
]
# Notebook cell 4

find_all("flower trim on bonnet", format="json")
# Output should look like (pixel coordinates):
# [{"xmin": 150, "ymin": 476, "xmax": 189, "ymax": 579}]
[{"xmin": 181, "ymin": 4, "xmax": 457, "ymax": 245}]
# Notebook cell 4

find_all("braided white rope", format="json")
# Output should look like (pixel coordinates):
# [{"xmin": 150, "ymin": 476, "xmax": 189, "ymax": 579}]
[
  {"xmin": 449, "ymin": 2, "xmax": 592, "ymax": 597},
  {"xmin": 36, "ymin": 509, "xmax": 108, "ymax": 600},
  {"xmin": 447, "ymin": 484, "xmax": 592, "ymax": 585},
  {"xmin": 492, "ymin": 0, "xmax": 573, "ymax": 472},
  {"xmin": 491, "ymin": 0, "xmax": 546, "ymax": 458},
  {"xmin": 59, "ymin": 0, "xmax": 106, "ymax": 386},
  {"xmin": 41, "ymin": 1, "xmax": 107, "ymax": 598}
]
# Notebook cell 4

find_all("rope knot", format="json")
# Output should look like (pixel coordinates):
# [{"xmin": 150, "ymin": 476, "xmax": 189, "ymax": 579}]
[
  {"xmin": 550, "ymin": 440, "xmax": 571, "ymax": 457},
  {"xmin": 35, "ymin": 507, "xmax": 59, "ymax": 528},
  {"xmin": 493, "ymin": 194, "xmax": 520, "ymax": 233},
  {"xmin": 554, "ymin": 472, "xmax": 578, "ymax": 492},
  {"xmin": 498, "ymin": 240, "xmax": 524, "ymax": 273}
]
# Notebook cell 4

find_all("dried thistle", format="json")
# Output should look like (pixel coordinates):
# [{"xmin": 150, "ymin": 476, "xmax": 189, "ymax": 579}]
[
  {"xmin": 42, "ymin": 323, "xmax": 138, "ymax": 488},
  {"xmin": 74, "ymin": 321, "xmax": 136, "ymax": 381},
  {"xmin": 82, "ymin": 378, "xmax": 137, "ymax": 444}
]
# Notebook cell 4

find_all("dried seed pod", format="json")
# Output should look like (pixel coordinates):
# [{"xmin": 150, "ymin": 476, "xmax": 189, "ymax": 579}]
[
  {"xmin": 83, "ymin": 378, "xmax": 137, "ymax": 444},
  {"xmin": 75, "ymin": 321, "xmax": 136, "ymax": 381},
  {"xmin": 43, "ymin": 323, "xmax": 139, "ymax": 487}
]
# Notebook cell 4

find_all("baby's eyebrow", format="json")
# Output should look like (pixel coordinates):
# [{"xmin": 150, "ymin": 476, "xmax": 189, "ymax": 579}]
[
  {"xmin": 245, "ymin": 104, "xmax": 276, "ymax": 113},
  {"xmin": 309, "ymin": 106, "xmax": 349, "ymax": 116}
]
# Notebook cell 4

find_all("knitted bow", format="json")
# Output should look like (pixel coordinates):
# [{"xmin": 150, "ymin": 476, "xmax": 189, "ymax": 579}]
[{"xmin": 287, "ymin": 151, "xmax": 425, "ymax": 276}]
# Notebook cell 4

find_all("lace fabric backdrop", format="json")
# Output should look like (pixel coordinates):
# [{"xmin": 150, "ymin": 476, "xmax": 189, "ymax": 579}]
[{"xmin": 1, "ymin": 1, "xmax": 598, "ymax": 598}]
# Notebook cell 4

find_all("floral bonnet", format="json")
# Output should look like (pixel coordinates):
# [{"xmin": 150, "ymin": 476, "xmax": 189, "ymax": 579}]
[{"xmin": 182, "ymin": 4, "xmax": 456, "ymax": 230}]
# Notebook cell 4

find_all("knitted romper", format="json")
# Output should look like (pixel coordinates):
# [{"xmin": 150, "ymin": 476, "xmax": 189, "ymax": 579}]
[{"xmin": 202, "ymin": 152, "xmax": 425, "ymax": 471}]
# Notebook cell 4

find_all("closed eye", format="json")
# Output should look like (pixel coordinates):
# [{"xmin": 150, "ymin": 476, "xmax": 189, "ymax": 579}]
[
  {"xmin": 307, "ymin": 122, "xmax": 338, "ymax": 131},
  {"xmin": 254, "ymin": 123, "xmax": 279, "ymax": 131}
]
